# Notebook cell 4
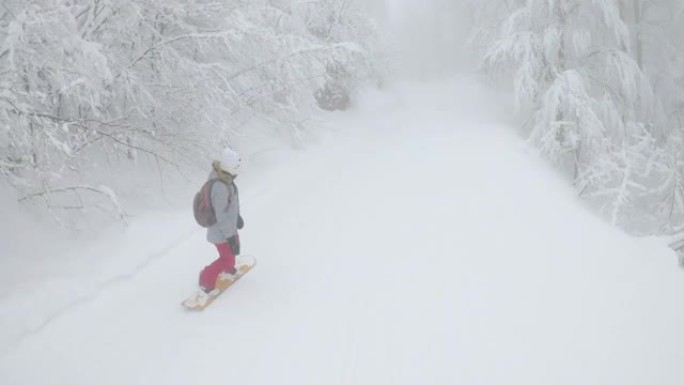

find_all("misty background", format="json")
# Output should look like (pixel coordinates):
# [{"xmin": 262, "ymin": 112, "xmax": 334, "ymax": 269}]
[{"xmin": 2, "ymin": 0, "xmax": 684, "ymax": 250}]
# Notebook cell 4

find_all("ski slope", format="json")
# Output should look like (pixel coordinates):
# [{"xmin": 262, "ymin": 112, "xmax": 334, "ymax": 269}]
[{"xmin": 1, "ymin": 78, "xmax": 683, "ymax": 385}]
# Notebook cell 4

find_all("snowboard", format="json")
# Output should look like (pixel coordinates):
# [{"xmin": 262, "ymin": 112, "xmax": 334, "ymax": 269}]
[{"xmin": 182, "ymin": 255, "xmax": 256, "ymax": 311}]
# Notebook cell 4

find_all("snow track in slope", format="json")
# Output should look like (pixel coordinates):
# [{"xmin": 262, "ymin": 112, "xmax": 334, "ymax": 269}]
[{"xmin": 1, "ymin": 78, "xmax": 683, "ymax": 385}]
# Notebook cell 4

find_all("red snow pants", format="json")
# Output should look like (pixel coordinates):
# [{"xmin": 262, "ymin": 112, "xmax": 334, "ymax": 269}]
[{"xmin": 199, "ymin": 241, "xmax": 237, "ymax": 290}]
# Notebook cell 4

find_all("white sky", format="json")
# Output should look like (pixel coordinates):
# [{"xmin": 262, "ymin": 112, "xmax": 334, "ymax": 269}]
[{"xmin": 372, "ymin": 0, "xmax": 475, "ymax": 78}]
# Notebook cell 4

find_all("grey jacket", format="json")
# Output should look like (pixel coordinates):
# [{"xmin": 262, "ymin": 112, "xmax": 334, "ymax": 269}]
[{"xmin": 206, "ymin": 169, "xmax": 240, "ymax": 244}]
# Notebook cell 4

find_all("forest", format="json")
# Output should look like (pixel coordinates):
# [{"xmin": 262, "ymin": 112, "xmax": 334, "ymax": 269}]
[
  {"xmin": 2, "ymin": 0, "xmax": 684, "ymax": 238},
  {"xmin": 0, "ymin": 0, "xmax": 383, "ymax": 227}
]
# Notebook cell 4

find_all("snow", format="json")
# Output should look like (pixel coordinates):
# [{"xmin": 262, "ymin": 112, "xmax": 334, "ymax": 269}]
[{"xmin": 1, "ymin": 76, "xmax": 683, "ymax": 385}]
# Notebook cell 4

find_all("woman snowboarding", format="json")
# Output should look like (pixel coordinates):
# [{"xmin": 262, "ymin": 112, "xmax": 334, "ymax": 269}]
[{"xmin": 199, "ymin": 147, "xmax": 244, "ymax": 293}]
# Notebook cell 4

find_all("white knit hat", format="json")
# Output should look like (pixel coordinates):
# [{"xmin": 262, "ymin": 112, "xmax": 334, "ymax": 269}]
[{"xmin": 219, "ymin": 147, "xmax": 241, "ymax": 176}]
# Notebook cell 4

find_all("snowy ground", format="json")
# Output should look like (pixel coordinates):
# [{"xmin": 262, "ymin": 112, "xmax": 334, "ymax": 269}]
[{"xmin": 1, "ymin": 77, "xmax": 683, "ymax": 385}]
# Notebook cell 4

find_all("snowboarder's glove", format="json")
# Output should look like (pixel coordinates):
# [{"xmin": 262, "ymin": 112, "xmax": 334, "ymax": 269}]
[
  {"xmin": 237, "ymin": 214, "xmax": 244, "ymax": 230},
  {"xmin": 227, "ymin": 235, "xmax": 240, "ymax": 255}
]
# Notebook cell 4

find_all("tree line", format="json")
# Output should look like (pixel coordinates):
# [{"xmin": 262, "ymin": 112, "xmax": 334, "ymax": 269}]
[{"xmin": 0, "ymin": 0, "xmax": 382, "ymax": 227}]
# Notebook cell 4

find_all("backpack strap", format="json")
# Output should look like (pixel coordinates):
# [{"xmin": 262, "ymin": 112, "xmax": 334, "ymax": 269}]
[
  {"xmin": 232, "ymin": 182, "xmax": 241, "ymax": 220},
  {"xmin": 210, "ymin": 179, "xmax": 239, "ymax": 210}
]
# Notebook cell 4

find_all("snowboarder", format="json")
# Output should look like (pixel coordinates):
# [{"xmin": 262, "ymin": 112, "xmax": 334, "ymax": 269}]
[{"xmin": 199, "ymin": 147, "xmax": 244, "ymax": 293}]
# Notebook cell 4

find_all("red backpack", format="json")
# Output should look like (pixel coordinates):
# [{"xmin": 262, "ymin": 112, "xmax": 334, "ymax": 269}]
[{"xmin": 193, "ymin": 179, "xmax": 221, "ymax": 227}]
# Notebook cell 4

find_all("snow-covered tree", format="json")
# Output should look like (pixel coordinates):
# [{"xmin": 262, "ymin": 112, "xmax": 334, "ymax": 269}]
[
  {"xmin": 630, "ymin": 0, "xmax": 684, "ymax": 232},
  {"xmin": 0, "ymin": 1, "xmax": 120, "ymax": 224},
  {"xmin": 0, "ymin": 0, "xmax": 383, "ymax": 227},
  {"xmin": 474, "ymin": 0, "xmax": 682, "ymax": 232}
]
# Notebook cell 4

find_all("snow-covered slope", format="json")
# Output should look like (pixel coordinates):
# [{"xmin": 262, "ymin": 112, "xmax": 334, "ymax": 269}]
[{"xmin": 1, "ymin": 77, "xmax": 682, "ymax": 385}]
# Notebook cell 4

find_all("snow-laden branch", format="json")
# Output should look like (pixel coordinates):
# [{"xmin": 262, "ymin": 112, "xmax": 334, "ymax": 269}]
[
  {"xmin": 19, "ymin": 184, "xmax": 126, "ymax": 224},
  {"xmin": 117, "ymin": 30, "xmax": 228, "ymax": 77},
  {"xmin": 0, "ymin": 160, "xmax": 25, "ymax": 170}
]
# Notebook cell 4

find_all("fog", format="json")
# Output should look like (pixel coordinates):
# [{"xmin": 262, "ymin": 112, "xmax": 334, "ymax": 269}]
[{"xmin": 367, "ymin": 0, "xmax": 475, "ymax": 79}]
